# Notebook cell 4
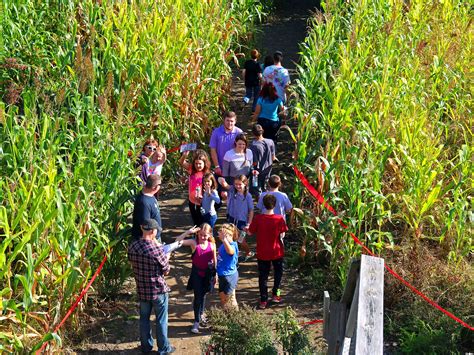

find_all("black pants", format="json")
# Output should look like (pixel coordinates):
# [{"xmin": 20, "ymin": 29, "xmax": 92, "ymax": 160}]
[
  {"xmin": 258, "ymin": 117, "xmax": 281, "ymax": 143},
  {"xmin": 188, "ymin": 200, "xmax": 203, "ymax": 226},
  {"xmin": 192, "ymin": 273, "xmax": 208, "ymax": 323},
  {"xmin": 257, "ymin": 258, "xmax": 283, "ymax": 302}
]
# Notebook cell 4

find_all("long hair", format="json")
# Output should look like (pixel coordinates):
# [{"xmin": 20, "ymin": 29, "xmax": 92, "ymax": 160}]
[
  {"xmin": 234, "ymin": 133, "xmax": 249, "ymax": 167},
  {"xmin": 233, "ymin": 174, "xmax": 249, "ymax": 198},
  {"xmin": 199, "ymin": 222, "xmax": 215, "ymax": 244},
  {"xmin": 191, "ymin": 149, "xmax": 211, "ymax": 175},
  {"xmin": 202, "ymin": 173, "xmax": 217, "ymax": 191},
  {"xmin": 260, "ymin": 82, "xmax": 278, "ymax": 102}
]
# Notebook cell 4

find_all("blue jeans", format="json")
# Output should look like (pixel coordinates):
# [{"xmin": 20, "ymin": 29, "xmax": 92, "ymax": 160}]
[
  {"xmin": 139, "ymin": 294, "xmax": 172, "ymax": 354},
  {"xmin": 245, "ymin": 85, "xmax": 260, "ymax": 112},
  {"xmin": 156, "ymin": 205, "xmax": 162, "ymax": 243},
  {"xmin": 202, "ymin": 213, "xmax": 217, "ymax": 229}
]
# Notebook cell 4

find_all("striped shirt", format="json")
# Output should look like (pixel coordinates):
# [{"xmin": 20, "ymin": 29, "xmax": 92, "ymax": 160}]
[{"xmin": 128, "ymin": 239, "xmax": 170, "ymax": 300}]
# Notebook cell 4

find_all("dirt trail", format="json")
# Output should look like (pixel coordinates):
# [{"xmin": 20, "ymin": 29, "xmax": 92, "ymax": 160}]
[{"xmin": 72, "ymin": 1, "xmax": 321, "ymax": 353}]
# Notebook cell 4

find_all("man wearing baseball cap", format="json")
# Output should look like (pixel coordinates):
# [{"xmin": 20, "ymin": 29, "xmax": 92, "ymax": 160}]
[{"xmin": 128, "ymin": 218, "xmax": 174, "ymax": 354}]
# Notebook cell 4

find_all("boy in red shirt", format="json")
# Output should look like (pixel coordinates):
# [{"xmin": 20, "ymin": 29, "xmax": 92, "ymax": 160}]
[{"xmin": 247, "ymin": 194, "xmax": 288, "ymax": 309}]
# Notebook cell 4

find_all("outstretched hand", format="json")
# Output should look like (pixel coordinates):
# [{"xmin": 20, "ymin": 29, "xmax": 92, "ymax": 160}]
[
  {"xmin": 175, "ymin": 225, "xmax": 200, "ymax": 242},
  {"xmin": 188, "ymin": 225, "xmax": 200, "ymax": 235}
]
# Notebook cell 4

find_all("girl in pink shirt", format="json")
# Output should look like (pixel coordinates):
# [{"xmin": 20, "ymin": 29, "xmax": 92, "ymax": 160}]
[
  {"xmin": 179, "ymin": 149, "xmax": 211, "ymax": 225},
  {"xmin": 176, "ymin": 223, "xmax": 217, "ymax": 334}
]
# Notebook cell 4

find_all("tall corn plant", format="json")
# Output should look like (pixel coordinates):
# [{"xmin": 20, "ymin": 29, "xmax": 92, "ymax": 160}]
[
  {"xmin": 293, "ymin": 0, "xmax": 472, "ymax": 283},
  {"xmin": 0, "ymin": 0, "xmax": 267, "ymax": 352}
]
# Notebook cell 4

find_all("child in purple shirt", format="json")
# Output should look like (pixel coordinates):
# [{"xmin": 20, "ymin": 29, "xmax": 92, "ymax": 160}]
[{"xmin": 218, "ymin": 175, "xmax": 254, "ymax": 261}]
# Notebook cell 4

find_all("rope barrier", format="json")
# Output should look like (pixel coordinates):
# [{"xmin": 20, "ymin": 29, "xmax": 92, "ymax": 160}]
[
  {"xmin": 35, "ymin": 254, "xmax": 108, "ymax": 354},
  {"xmin": 300, "ymin": 319, "xmax": 324, "ymax": 326},
  {"xmin": 293, "ymin": 165, "xmax": 474, "ymax": 332},
  {"xmin": 34, "ymin": 142, "xmax": 472, "ymax": 353}
]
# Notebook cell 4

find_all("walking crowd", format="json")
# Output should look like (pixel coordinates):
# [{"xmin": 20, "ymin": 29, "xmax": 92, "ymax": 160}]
[{"xmin": 128, "ymin": 51, "xmax": 292, "ymax": 354}]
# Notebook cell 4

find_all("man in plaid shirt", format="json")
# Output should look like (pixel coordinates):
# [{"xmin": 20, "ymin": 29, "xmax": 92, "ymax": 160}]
[{"xmin": 128, "ymin": 218, "xmax": 174, "ymax": 354}]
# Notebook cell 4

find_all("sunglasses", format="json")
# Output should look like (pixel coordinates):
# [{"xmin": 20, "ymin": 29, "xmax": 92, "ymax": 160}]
[{"xmin": 146, "ymin": 146, "xmax": 157, "ymax": 151}]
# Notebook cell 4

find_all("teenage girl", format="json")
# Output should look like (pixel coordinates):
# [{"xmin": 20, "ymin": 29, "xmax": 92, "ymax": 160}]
[
  {"xmin": 218, "ymin": 175, "xmax": 254, "ymax": 261},
  {"xmin": 179, "ymin": 149, "xmax": 211, "ymax": 226},
  {"xmin": 216, "ymin": 223, "xmax": 240, "ymax": 310},
  {"xmin": 201, "ymin": 173, "xmax": 220, "ymax": 229},
  {"xmin": 176, "ymin": 223, "xmax": 217, "ymax": 334}
]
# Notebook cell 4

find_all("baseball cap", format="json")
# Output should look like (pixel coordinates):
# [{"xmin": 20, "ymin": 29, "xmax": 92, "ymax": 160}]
[{"xmin": 141, "ymin": 219, "xmax": 160, "ymax": 231}]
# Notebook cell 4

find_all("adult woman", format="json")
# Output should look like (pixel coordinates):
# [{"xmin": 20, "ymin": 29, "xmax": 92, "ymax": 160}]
[
  {"xmin": 252, "ymin": 83, "xmax": 284, "ymax": 143},
  {"xmin": 177, "ymin": 223, "xmax": 217, "ymax": 334},
  {"xmin": 222, "ymin": 133, "xmax": 253, "ymax": 184},
  {"xmin": 139, "ymin": 141, "xmax": 166, "ymax": 185}
]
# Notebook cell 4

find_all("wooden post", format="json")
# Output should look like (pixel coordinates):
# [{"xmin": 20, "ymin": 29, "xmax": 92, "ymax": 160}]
[
  {"xmin": 355, "ymin": 254, "xmax": 384, "ymax": 355},
  {"xmin": 323, "ymin": 290, "xmax": 330, "ymax": 339},
  {"xmin": 341, "ymin": 259, "xmax": 360, "ymax": 305},
  {"xmin": 327, "ymin": 302, "xmax": 346, "ymax": 355}
]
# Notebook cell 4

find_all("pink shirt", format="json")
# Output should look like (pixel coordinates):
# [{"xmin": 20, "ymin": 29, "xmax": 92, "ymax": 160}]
[
  {"xmin": 192, "ymin": 242, "xmax": 214, "ymax": 277},
  {"xmin": 188, "ymin": 171, "xmax": 204, "ymax": 205}
]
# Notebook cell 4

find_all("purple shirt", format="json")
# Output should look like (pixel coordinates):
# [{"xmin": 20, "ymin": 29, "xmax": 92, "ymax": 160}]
[
  {"xmin": 128, "ymin": 239, "xmax": 170, "ymax": 300},
  {"xmin": 227, "ymin": 186, "xmax": 254, "ymax": 223},
  {"xmin": 209, "ymin": 125, "xmax": 243, "ymax": 168}
]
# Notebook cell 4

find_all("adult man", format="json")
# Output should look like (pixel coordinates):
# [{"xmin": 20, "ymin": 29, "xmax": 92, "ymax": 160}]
[
  {"xmin": 249, "ymin": 124, "xmax": 275, "ymax": 195},
  {"xmin": 209, "ymin": 111, "xmax": 243, "ymax": 176},
  {"xmin": 262, "ymin": 51, "xmax": 290, "ymax": 103},
  {"xmin": 128, "ymin": 219, "xmax": 174, "ymax": 354},
  {"xmin": 132, "ymin": 175, "xmax": 162, "ymax": 242}
]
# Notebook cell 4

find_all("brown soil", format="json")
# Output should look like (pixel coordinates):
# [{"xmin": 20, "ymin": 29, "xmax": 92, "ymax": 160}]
[{"xmin": 70, "ymin": 1, "xmax": 323, "ymax": 354}]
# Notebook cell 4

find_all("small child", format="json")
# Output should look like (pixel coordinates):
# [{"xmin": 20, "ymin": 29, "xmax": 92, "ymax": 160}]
[
  {"xmin": 216, "ymin": 223, "xmax": 240, "ymax": 310},
  {"xmin": 176, "ymin": 223, "xmax": 217, "ymax": 334},
  {"xmin": 201, "ymin": 173, "xmax": 221, "ymax": 229},
  {"xmin": 242, "ymin": 49, "xmax": 262, "ymax": 112},
  {"xmin": 139, "ymin": 140, "xmax": 167, "ymax": 185},
  {"xmin": 257, "ymin": 175, "xmax": 292, "ymax": 221},
  {"xmin": 247, "ymin": 194, "xmax": 288, "ymax": 309},
  {"xmin": 179, "ymin": 149, "xmax": 211, "ymax": 226},
  {"xmin": 218, "ymin": 175, "xmax": 254, "ymax": 261}
]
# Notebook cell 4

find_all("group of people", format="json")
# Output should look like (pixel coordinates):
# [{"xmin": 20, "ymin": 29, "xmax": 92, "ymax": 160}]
[{"xmin": 128, "ymin": 51, "xmax": 292, "ymax": 354}]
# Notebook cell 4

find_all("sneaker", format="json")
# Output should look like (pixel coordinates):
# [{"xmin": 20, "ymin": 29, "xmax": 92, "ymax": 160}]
[
  {"xmin": 200, "ymin": 316, "xmax": 209, "ymax": 328},
  {"xmin": 243, "ymin": 97, "xmax": 250, "ymax": 104},
  {"xmin": 246, "ymin": 251, "xmax": 255, "ymax": 259},
  {"xmin": 191, "ymin": 321, "xmax": 200, "ymax": 334},
  {"xmin": 258, "ymin": 301, "xmax": 267, "ymax": 310},
  {"xmin": 165, "ymin": 346, "xmax": 176, "ymax": 354},
  {"xmin": 271, "ymin": 290, "xmax": 281, "ymax": 303}
]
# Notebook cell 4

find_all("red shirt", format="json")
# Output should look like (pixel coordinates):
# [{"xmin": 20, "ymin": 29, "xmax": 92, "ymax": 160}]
[{"xmin": 248, "ymin": 214, "xmax": 288, "ymax": 261}]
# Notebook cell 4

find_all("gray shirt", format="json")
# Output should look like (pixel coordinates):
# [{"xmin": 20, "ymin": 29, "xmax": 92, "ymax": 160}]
[
  {"xmin": 222, "ymin": 149, "xmax": 253, "ymax": 178},
  {"xmin": 249, "ymin": 139, "xmax": 275, "ymax": 172},
  {"xmin": 257, "ymin": 191, "xmax": 292, "ymax": 220}
]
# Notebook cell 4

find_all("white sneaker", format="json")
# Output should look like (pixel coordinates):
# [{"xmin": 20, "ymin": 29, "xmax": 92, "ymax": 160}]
[
  {"xmin": 243, "ymin": 97, "xmax": 250, "ymax": 104},
  {"xmin": 191, "ymin": 321, "xmax": 199, "ymax": 334}
]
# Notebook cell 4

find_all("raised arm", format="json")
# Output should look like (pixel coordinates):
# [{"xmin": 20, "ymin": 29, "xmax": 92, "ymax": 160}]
[
  {"xmin": 217, "ymin": 177, "xmax": 230, "ymax": 190},
  {"xmin": 179, "ymin": 151, "xmax": 192, "ymax": 171},
  {"xmin": 221, "ymin": 237, "xmax": 235, "ymax": 256},
  {"xmin": 175, "ymin": 225, "xmax": 200, "ymax": 242}
]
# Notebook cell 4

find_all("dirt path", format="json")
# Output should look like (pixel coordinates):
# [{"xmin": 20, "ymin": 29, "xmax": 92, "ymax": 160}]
[{"xmin": 71, "ymin": 1, "xmax": 321, "ymax": 354}]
